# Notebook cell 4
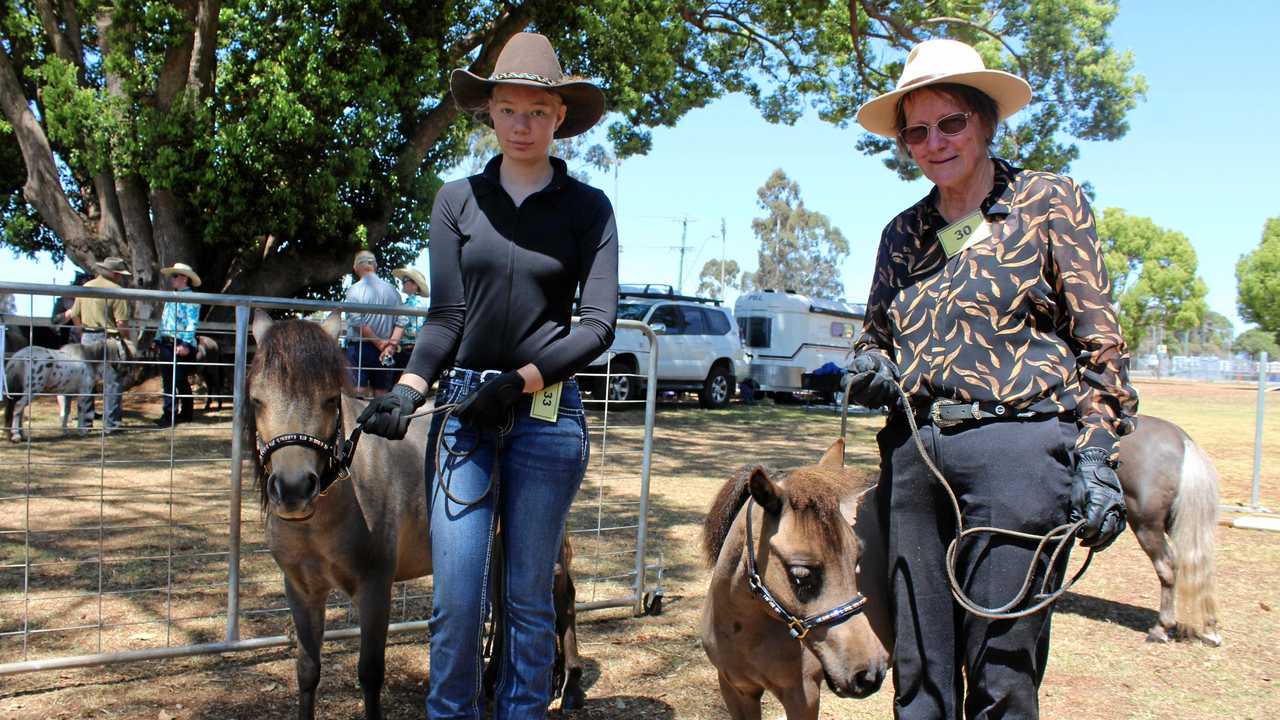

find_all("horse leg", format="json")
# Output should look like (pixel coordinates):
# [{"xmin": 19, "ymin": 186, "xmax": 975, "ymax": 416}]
[
  {"xmin": 1133, "ymin": 524, "xmax": 1176, "ymax": 643},
  {"xmin": 717, "ymin": 671, "xmax": 764, "ymax": 720},
  {"xmin": 284, "ymin": 579, "xmax": 327, "ymax": 720},
  {"xmin": 554, "ymin": 539, "xmax": 585, "ymax": 710},
  {"xmin": 10, "ymin": 393, "xmax": 29, "ymax": 442},
  {"xmin": 355, "ymin": 577, "xmax": 393, "ymax": 720},
  {"xmin": 58, "ymin": 394, "xmax": 68, "ymax": 435},
  {"xmin": 776, "ymin": 681, "xmax": 821, "ymax": 720}
]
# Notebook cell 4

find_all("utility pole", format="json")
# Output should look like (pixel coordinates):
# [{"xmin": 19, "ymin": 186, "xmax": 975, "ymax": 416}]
[
  {"xmin": 676, "ymin": 216, "xmax": 691, "ymax": 294},
  {"xmin": 719, "ymin": 217, "xmax": 727, "ymax": 299}
]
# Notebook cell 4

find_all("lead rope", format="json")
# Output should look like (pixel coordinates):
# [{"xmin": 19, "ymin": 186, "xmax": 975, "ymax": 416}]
[{"xmin": 838, "ymin": 375, "xmax": 1095, "ymax": 621}]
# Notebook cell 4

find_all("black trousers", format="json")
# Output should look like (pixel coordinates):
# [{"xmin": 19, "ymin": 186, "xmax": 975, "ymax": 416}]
[
  {"xmin": 155, "ymin": 338, "xmax": 194, "ymax": 422},
  {"xmin": 877, "ymin": 415, "xmax": 1076, "ymax": 720}
]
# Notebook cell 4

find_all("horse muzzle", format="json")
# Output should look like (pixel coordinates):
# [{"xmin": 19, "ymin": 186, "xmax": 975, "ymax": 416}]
[
  {"xmin": 824, "ymin": 660, "xmax": 886, "ymax": 699},
  {"xmin": 267, "ymin": 470, "xmax": 320, "ymax": 520}
]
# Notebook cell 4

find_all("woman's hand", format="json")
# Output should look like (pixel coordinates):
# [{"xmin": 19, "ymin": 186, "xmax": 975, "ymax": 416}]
[
  {"xmin": 358, "ymin": 384, "xmax": 426, "ymax": 440},
  {"xmin": 845, "ymin": 352, "xmax": 901, "ymax": 410},
  {"xmin": 1070, "ymin": 447, "xmax": 1127, "ymax": 550},
  {"xmin": 454, "ymin": 371, "xmax": 525, "ymax": 428}
]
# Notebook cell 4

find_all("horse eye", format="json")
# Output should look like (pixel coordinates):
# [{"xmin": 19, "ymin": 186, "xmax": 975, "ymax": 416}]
[
  {"xmin": 250, "ymin": 397, "xmax": 263, "ymax": 410},
  {"xmin": 325, "ymin": 396, "xmax": 339, "ymax": 409},
  {"xmin": 788, "ymin": 565, "xmax": 822, "ymax": 603}
]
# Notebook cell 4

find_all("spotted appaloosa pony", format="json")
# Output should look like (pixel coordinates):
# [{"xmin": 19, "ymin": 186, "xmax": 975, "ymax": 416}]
[
  {"xmin": 1117, "ymin": 414, "xmax": 1221, "ymax": 646},
  {"xmin": 701, "ymin": 438, "xmax": 892, "ymax": 720},
  {"xmin": 4, "ymin": 339, "xmax": 126, "ymax": 441}
]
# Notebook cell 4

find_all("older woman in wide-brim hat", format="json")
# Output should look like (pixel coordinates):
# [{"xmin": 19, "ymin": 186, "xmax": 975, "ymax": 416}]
[
  {"xmin": 843, "ymin": 39, "xmax": 1137, "ymax": 719},
  {"xmin": 358, "ymin": 31, "xmax": 618, "ymax": 717}
]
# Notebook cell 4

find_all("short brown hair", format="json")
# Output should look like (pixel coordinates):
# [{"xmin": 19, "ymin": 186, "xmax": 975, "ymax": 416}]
[{"xmin": 894, "ymin": 83, "xmax": 999, "ymax": 155}]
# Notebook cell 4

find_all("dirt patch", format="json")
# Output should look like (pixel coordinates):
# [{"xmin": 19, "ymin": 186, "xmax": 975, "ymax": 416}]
[{"xmin": 2, "ymin": 382, "xmax": 1278, "ymax": 719}]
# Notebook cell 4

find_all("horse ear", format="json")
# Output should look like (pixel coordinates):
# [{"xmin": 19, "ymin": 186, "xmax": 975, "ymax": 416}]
[
  {"xmin": 320, "ymin": 312, "xmax": 342, "ymax": 340},
  {"xmin": 819, "ymin": 437, "xmax": 845, "ymax": 468},
  {"xmin": 251, "ymin": 309, "xmax": 274, "ymax": 342},
  {"xmin": 747, "ymin": 466, "xmax": 783, "ymax": 516}
]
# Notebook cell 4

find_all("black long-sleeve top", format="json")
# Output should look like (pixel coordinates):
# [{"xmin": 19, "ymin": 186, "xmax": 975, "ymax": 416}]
[{"xmin": 405, "ymin": 155, "xmax": 619, "ymax": 387}]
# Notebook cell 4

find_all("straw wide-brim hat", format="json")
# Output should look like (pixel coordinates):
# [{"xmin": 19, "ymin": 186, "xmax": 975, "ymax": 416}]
[
  {"xmin": 93, "ymin": 256, "xmax": 132, "ymax": 277},
  {"xmin": 392, "ymin": 268, "xmax": 429, "ymax": 298},
  {"xmin": 161, "ymin": 262, "xmax": 201, "ymax": 287},
  {"xmin": 450, "ymin": 32, "xmax": 605, "ymax": 139},
  {"xmin": 856, "ymin": 39, "xmax": 1032, "ymax": 138}
]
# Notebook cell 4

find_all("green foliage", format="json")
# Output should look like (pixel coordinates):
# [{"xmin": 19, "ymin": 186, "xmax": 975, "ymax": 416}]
[
  {"xmin": 1096, "ymin": 208, "xmax": 1208, "ymax": 350},
  {"xmin": 1234, "ymin": 328, "xmax": 1280, "ymax": 359},
  {"xmin": 1236, "ymin": 218, "xmax": 1280, "ymax": 334},
  {"xmin": 696, "ymin": 258, "xmax": 741, "ymax": 299},
  {"xmin": 748, "ymin": 170, "xmax": 847, "ymax": 298},
  {"xmin": 0, "ymin": 1, "xmax": 1143, "ymax": 297},
  {"xmin": 1185, "ymin": 310, "xmax": 1234, "ymax": 357}
]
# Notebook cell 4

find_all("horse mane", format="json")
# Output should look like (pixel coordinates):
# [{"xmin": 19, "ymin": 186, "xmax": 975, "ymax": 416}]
[
  {"xmin": 701, "ymin": 464, "xmax": 762, "ymax": 567},
  {"xmin": 243, "ymin": 319, "xmax": 350, "ymax": 509},
  {"xmin": 701, "ymin": 462, "xmax": 876, "ymax": 567}
]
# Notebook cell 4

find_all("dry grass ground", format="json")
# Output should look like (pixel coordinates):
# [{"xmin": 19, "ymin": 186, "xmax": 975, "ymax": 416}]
[{"xmin": 1, "ymin": 379, "xmax": 1277, "ymax": 719}]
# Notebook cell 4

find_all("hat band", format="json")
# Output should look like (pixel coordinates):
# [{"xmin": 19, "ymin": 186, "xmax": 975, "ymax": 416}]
[{"xmin": 491, "ymin": 71, "xmax": 557, "ymax": 85}]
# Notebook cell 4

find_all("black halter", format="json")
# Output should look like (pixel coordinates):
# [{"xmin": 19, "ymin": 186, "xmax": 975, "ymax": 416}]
[
  {"xmin": 256, "ymin": 402, "xmax": 362, "ymax": 499},
  {"xmin": 743, "ymin": 498, "xmax": 868, "ymax": 640}
]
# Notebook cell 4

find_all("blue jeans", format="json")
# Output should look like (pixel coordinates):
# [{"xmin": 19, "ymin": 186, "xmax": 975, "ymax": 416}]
[{"xmin": 425, "ymin": 370, "xmax": 589, "ymax": 719}]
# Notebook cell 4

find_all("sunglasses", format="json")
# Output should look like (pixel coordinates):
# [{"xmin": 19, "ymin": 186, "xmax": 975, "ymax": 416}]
[{"xmin": 898, "ymin": 112, "xmax": 972, "ymax": 146}]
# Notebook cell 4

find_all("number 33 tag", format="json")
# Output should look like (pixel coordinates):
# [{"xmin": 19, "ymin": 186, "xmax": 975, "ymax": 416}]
[
  {"xmin": 530, "ymin": 382, "xmax": 563, "ymax": 423},
  {"xmin": 938, "ymin": 210, "xmax": 992, "ymax": 258}
]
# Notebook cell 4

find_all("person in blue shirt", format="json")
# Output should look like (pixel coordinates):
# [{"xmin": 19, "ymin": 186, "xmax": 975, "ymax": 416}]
[
  {"xmin": 154, "ymin": 263, "xmax": 201, "ymax": 427},
  {"xmin": 389, "ymin": 267, "xmax": 429, "ymax": 370}
]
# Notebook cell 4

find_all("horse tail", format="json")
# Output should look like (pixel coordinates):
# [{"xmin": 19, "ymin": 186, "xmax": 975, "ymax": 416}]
[
  {"xmin": 1170, "ymin": 433, "xmax": 1220, "ymax": 639},
  {"xmin": 701, "ymin": 465, "xmax": 758, "ymax": 567}
]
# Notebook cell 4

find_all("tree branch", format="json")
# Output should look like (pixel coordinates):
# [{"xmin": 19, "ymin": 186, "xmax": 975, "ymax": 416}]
[
  {"xmin": 187, "ymin": 0, "xmax": 220, "ymax": 96},
  {"xmin": 859, "ymin": 1, "xmax": 921, "ymax": 49},
  {"xmin": 0, "ymin": 44, "xmax": 102, "ymax": 268}
]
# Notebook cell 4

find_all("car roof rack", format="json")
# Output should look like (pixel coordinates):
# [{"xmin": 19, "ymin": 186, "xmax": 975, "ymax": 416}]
[{"xmin": 618, "ymin": 283, "xmax": 722, "ymax": 306}]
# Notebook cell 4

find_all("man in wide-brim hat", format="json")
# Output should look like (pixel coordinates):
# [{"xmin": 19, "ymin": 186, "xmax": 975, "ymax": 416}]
[
  {"xmin": 843, "ymin": 38, "xmax": 1135, "ymax": 720},
  {"xmin": 154, "ymin": 262, "xmax": 203, "ymax": 426},
  {"xmin": 65, "ymin": 256, "xmax": 134, "ymax": 431}
]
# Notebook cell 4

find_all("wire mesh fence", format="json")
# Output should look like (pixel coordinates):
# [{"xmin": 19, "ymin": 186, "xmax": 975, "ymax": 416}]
[{"xmin": 0, "ymin": 281, "xmax": 661, "ymax": 675}]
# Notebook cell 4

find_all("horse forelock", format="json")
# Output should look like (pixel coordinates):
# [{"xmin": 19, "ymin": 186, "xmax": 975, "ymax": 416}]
[
  {"xmin": 244, "ymin": 319, "xmax": 349, "ymax": 509},
  {"xmin": 780, "ymin": 466, "xmax": 870, "ymax": 554}
]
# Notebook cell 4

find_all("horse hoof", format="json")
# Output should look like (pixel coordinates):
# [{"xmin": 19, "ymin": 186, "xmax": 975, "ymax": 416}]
[
  {"xmin": 1199, "ymin": 632, "xmax": 1223, "ymax": 647},
  {"xmin": 1145, "ymin": 627, "xmax": 1171, "ymax": 643},
  {"xmin": 560, "ymin": 686, "xmax": 586, "ymax": 711}
]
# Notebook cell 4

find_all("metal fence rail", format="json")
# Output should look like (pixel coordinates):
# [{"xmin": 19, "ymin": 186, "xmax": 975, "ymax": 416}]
[{"xmin": 0, "ymin": 281, "xmax": 661, "ymax": 675}]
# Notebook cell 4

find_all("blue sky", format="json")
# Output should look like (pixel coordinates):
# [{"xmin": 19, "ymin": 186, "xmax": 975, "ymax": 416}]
[{"xmin": 4, "ymin": 1, "xmax": 1277, "ymax": 333}]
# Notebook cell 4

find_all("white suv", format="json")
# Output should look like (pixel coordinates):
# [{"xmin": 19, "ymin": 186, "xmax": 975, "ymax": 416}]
[{"xmin": 584, "ymin": 289, "xmax": 745, "ymax": 408}]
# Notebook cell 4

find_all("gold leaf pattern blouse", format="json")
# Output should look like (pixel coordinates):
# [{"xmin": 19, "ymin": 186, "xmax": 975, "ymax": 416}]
[{"xmin": 855, "ymin": 158, "xmax": 1137, "ymax": 460}]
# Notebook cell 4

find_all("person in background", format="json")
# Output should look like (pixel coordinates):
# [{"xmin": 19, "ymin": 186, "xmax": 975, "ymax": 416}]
[
  {"xmin": 64, "ymin": 257, "xmax": 133, "ymax": 432},
  {"xmin": 0, "ymin": 290, "xmax": 13, "ymax": 398},
  {"xmin": 343, "ymin": 250, "xmax": 406, "ymax": 396},
  {"xmin": 387, "ymin": 267, "xmax": 429, "ymax": 370},
  {"xmin": 153, "ymin": 263, "xmax": 202, "ymax": 427},
  {"xmin": 52, "ymin": 272, "xmax": 91, "ymax": 345},
  {"xmin": 845, "ymin": 39, "xmax": 1135, "ymax": 720}
]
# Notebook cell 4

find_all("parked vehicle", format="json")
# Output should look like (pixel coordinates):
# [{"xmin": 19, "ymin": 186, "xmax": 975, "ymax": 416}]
[
  {"xmin": 584, "ymin": 286, "xmax": 744, "ymax": 409},
  {"xmin": 734, "ymin": 290, "xmax": 865, "ymax": 399}
]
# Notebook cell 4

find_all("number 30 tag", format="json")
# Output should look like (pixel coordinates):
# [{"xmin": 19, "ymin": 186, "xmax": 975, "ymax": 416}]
[
  {"xmin": 530, "ymin": 382, "xmax": 563, "ymax": 423},
  {"xmin": 938, "ymin": 210, "xmax": 991, "ymax": 258}
]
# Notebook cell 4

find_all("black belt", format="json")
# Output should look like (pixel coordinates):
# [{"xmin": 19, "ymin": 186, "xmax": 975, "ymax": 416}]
[{"xmin": 926, "ymin": 399, "xmax": 1055, "ymax": 429}]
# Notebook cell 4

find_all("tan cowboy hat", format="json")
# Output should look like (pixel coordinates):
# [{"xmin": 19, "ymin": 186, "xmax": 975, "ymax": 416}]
[
  {"xmin": 392, "ymin": 267, "xmax": 429, "ymax": 298},
  {"xmin": 93, "ymin": 256, "xmax": 132, "ymax": 277},
  {"xmin": 161, "ymin": 262, "xmax": 202, "ymax": 287},
  {"xmin": 450, "ymin": 32, "xmax": 605, "ymax": 139},
  {"xmin": 856, "ymin": 39, "xmax": 1032, "ymax": 138}
]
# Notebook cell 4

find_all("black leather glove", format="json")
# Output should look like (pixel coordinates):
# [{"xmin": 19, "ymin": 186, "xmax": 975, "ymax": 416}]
[
  {"xmin": 454, "ymin": 371, "xmax": 525, "ymax": 428},
  {"xmin": 357, "ymin": 383, "xmax": 425, "ymax": 440},
  {"xmin": 1071, "ymin": 447, "xmax": 1127, "ymax": 550},
  {"xmin": 845, "ymin": 352, "xmax": 900, "ymax": 410}
]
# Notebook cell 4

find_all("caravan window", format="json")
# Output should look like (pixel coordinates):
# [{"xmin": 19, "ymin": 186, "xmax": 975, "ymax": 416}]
[
  {"xmin": 830, "ymin": 321, "xmax": 854, "ymax": 339},
  {"xmin": 740, "ymin": 317, "xmax": 771, "ymax": 348}
]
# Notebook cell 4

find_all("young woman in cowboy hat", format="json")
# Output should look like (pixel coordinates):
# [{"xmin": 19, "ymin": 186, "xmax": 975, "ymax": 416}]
[
  {"xmin": 358, "ymin": 32, "xmax": 617, "ymax": 719},
  {"xmin": 154, "ymin": 263, "xmax": 202, "ymax": 426},
  {"xmin": 844, "ymin": 39, "xmax": 1137, "ymax": 719}
]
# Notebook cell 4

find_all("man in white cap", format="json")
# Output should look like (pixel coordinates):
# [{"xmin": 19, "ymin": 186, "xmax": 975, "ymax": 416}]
[
  {"xmin": 65, "ymin": 256, "xmax": 133, "ymax": 431},
  {"xmin": 343, "ymin": 250, "xmax": 406, "ymax": 396},
  {"xmin": 153, "ymin": 262, "xmax": 202, "ymax": 427}
]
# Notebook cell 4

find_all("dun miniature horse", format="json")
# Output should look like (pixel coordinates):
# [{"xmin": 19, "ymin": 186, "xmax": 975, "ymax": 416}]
[
  {"xmin": 1117, "ymin": 414, "xmax": 1221, "ymax": 645},
  {"xmin": 701, "ymin": 438, "xmax": 891, "ymax": 720},
  {"xmin": 247, "ymin": 313, "xmax": 584, "ymax": 719}
]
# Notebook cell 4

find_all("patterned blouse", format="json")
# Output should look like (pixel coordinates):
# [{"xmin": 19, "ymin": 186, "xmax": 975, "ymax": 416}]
[
  {"xmin": 401, "ymin": 294, "xmax": 426, "ymax": 344},
  {"xmin": 855, "ymin": 158, "xmax": 1137, "ymax": 460},
  {"xmin": 157, "ymin": 288, "xmax": 200, "ymax": 347}
]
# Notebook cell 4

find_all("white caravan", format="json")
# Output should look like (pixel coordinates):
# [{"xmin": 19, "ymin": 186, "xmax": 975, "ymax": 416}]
[{"xmin": 733, "ymin": 290, "xmax": 865, "ymax": 395}]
